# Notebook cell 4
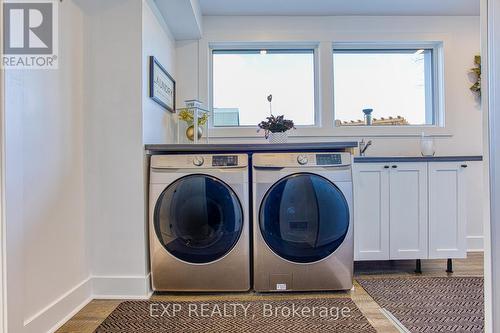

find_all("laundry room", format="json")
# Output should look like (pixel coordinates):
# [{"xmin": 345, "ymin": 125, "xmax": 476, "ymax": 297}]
[{"xmin": 1, "ymin": 0, "xmax": 499, "ymax": 332}]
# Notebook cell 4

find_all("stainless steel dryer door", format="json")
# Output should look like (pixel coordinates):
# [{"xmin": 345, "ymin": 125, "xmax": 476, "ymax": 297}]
[
  {"xmin": 259, "ymin": 173, "xmax": 350, "ymax": 263},
  {"xmin": 154, "ymin": 174, "xmax": 243, "ymax": 264}
]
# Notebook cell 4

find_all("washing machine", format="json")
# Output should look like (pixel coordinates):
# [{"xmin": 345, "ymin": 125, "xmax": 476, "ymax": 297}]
[
  {"xmin": 253, "ymin": 152, "xmax": 353, "ymax": 292},
  {"xmin": 149, "ymin": 154, "xmax": 250, "ymax": 291}
]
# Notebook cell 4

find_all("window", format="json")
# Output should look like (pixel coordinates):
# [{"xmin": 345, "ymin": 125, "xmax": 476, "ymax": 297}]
[
  {"xmin": 333, "ymin": 47, "xmax": 438, "ymax": 126},
  {"xmin": 212, "ymin": 49, "xmax": 316, "ymax": 127}
]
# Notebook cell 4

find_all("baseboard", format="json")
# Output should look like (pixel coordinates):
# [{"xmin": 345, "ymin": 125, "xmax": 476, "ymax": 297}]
[
  {"xmin": 21, "ymin": 274, "xmax": 151, "ymax": 332},
  {"xmin": 467, "ymin": 235, "xmax": 484, "ymax": 252},
  {"xmin": 91, "ymin": 274, "xmax": 152, "ymax": 299},
  {"xmin": 23, "ymin": 277, "xmax": 92, "ymax": 333}
]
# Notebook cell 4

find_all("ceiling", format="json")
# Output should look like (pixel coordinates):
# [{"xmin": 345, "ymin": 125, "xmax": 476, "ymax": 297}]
[{"xmin": 198, "ymin": 0, "xmax": 480, "ymax": 16}]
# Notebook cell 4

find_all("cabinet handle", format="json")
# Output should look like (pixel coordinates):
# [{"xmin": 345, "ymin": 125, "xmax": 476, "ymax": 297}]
[
  {"xmin": 384, "ymin": 165, "xmax": 390, "ymax": 169},
  {"xmin": 461, "ymin": 164, "xmax": 468, "ymax": 168},
  {"xmin": 391, "ymin": 165, "xmax": 398, "ymax": 168}
]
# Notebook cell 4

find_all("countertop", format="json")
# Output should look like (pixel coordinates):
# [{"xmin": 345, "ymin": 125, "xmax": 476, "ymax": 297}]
[
  {"xmin": 354, "ymin": 156, "xmax": 483, "ymax": 163},
  {"xmin": 145, "ymin": 142, "xmax": 358, "ymax": 154}
]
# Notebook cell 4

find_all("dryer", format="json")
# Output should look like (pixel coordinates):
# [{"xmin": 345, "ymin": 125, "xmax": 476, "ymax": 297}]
[
  {"xmin": 149, "ymin": 154, "xmax": 250, "ymax": 291},
  {"xmin": 253, "ymin": 152, "xmax": 353, "ymax": 292}
]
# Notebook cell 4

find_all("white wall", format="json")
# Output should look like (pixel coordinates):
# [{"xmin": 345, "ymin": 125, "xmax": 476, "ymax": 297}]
[
  {"xmin": 3, "ymin": 1, "xmax": 176, "ymax": 330},
  {"xmin": 143, "ymin": 0, "xmax": 177, "ymax": 144},
  {"xmin": 176, "ymin": 15, "xmax": 485, "ymax": 250},
  {"xmin": 4, "ymin": 1, "xmax": 91, "ymax": 332},
  {"xmin": 81, "ymin": 0, "xmax": 150, "ymax": 298}
]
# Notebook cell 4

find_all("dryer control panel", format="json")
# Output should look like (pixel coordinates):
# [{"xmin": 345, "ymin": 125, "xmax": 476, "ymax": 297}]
[
  {"xmin": 253, "ymin": 152, "xmax": 351, "ymax": 168},
  {"xmin": 316, "ymin": 153, "xmax": 342, "ymax": 165}
]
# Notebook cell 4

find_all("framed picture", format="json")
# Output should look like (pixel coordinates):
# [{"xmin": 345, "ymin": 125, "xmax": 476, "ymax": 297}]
[{"xmin": 149, "ymin": 56, "xmax": 176, "ymax": 112}]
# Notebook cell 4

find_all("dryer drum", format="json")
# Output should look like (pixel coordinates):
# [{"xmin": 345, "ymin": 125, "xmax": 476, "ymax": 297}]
[
  {"xmin": 259, "ymin": 173, "xmax": 350, "ymax": 263},
  {"xmin": 154, "ymin": 174, "xmax": 244, "ymax": 264}
]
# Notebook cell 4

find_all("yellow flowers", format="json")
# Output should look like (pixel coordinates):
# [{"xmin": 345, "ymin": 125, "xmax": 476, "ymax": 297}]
[
  {"xmin": 178, "ymin": 108, "xmax": 209, "ymax": 126},
  {"xmin": 470, "ymin": 55, "xmax": 481, "ymax": 95}
]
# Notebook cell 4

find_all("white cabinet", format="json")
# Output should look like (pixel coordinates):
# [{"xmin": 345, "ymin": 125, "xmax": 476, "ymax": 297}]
[
  {"xmin": 353, "ymin": 164, "xmax": 390, "ymax": 260},
  {"xmin": 353, "ymin": 161, "xmax": 467, "ymax": 262},
  {"xmin": 389, "ymin": 163, "xmax": 428, "ymax": 259},
  {"xmin": 428, "ymin": 162, "xmax": 467, "ymax": 259}
]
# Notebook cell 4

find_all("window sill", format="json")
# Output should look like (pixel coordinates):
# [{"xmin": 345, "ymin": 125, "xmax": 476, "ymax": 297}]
[{"xmin": 207, "ymin": 125, "xmax": 453, "ymax": 139}]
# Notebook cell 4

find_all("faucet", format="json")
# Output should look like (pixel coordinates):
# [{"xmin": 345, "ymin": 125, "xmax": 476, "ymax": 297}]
[{"xmin": 359, "ymin": 139, "xmax": 372, "ymax": 156}]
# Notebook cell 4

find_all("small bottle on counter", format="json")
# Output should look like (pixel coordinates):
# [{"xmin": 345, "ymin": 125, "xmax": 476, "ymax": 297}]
[
  {"xmin": 420, "ymin": 132, "xmax": 436, "ymax": 157},
  {"xmin": 363, "ymin": 108, "xmax": 373, "ymax": 126}
]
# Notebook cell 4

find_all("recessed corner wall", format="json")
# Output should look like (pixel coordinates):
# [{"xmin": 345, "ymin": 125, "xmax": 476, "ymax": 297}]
[
  {"xmin": 82, "ymin": 0, "xmax": 149, "ymax": 300},
  {"xmin": 142, "ymin": 0, "xmax": 178, "ymax": 144}
]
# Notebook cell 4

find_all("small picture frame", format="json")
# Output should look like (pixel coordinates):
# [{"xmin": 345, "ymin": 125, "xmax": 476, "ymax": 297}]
[{"xmin": 149, "ymin": 56, "xmax": 176, "ymax": 112}]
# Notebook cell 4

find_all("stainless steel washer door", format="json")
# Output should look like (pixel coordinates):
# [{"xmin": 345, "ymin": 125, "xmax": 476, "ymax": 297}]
[
  {"xmin": 259, "ymin": 173, "xmax": 349, "ymax": 263},
  {"xmin": 154, "ymin": 174, "xmax": 243, "ymax": 264}
]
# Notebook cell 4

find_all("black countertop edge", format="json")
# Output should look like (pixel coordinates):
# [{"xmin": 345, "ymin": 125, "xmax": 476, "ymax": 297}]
[
  {"xmin": 354, "ymin": 156, "xmax": 483, "ymax": 163},
  {"xmin": 145, "ymin": 142, "xmax": 358, "ymax": 154}
]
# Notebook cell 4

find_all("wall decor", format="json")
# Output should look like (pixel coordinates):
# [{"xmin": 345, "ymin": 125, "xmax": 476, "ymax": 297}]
[
  {"xmin": 150, "ymin": 56, "xmax": 175, "ymax": 112},
  {"xmin": 470, "ymin": 55, "xmax": 481, "ymax": 96}
]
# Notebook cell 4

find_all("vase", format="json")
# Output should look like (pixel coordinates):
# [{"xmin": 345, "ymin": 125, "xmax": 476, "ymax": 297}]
[
  {"xmin": 186, "ymin": 124, "xmax": 203, "ymax": 142},
  {"xmin": 420, "ymin": 136, "xmax": 435, "ymax": 156},
  {"xmin": 268, "ymin": 132, "xmax": 288, "ymax": 144}
]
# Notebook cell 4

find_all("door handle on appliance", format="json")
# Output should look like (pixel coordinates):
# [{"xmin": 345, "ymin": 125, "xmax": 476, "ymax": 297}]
[
  {"xmin": 383, "ymin": 165, "xmax": 390, "ymax": 169},
  {"xmin": 253, "ymin": 166, "xmax": 285, "ymax": 170},
  {"xmin": 391, "ymin": 165, "xmax": 398, "ymax": 168},
  {"xmin": 461, "ymin": 164, "xmax": 468, "ymax": 168}
]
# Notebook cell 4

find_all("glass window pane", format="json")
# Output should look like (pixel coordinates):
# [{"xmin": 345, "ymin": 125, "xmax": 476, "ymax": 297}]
[
  {"xmin": 259, "ymin": 173, "xmax": 350, "ymax": 263},
  {"xmin": 212, "ymin": 50, "xmax": 315, "ymax": 127},
  {"xmin": 333, "ymin": 49, "xmax": 433, "ymax": 126},
  {"xmin": 154, "ymin": 175, "xmax": 243, "ymax": 264}
]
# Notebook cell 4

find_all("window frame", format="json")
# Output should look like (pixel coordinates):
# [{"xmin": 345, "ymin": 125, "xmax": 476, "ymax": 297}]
[
  {"xmin": 208, "ymin": 43, "xmax": 321, "ymax": 130},
  {"xmin": 332, "ymin": 42, "xmax": 444, "ymax": 128}
]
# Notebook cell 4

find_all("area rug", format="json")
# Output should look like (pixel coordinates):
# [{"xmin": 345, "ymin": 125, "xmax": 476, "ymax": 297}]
[
  {"xmin": 94, "ymin": 298, "xmax": 376, "ymax": 333},
  {"xmin": 357, "ymin": 276, "xmax": 484, "ymax": 332}
]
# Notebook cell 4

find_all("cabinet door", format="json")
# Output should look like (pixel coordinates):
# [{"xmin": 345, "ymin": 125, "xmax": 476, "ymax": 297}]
[
  {"xmin": 428, "ymin": 162, "xmax": 467, "ymax": 259},
  {"xmin": 389, "ymin": 163, "xmax": 428, "ymax": 259},
  {"xmin": 353, "ymin": 164, "xmax": 390, "ymax": 260}
]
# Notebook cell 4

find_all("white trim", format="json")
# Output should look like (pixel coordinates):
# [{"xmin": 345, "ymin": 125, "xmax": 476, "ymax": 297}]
[
  {"xmin": 23, "ymin": 277, "xmax": 92, "ymax": 333},
  {"xmin": 466, "ymin": 236, "xmax": 485, "ymax": 252},
  {"xmin": 91, "ymin": 274, "xmax": 152, "ymax": 299},
  {"xmin": 379, "ymin": 308, "xmax": 411, "ymax": 333},
  {"xmin": 144, "ymin": 0, "xmax": 176, "ymax": 42},
  {"xmin": 479, "ymin": 1, "xmax": 492, "ymax": 332},
  {"xmin": 11, "ymin": 275, "xmax": 153, "ymax": 332},
  {"xmin": 331, "ymin": 41, "xmax": 444, "ymax": 128},
  {"xmin": 208, "ymin": 42, "xmax": 321, "ymax": 130},
  {"xmin": 487, "ymin": 0, "xmax": 500, "ymax": 330},
  {"xmin": 45, "ymin": 297, "xmax": 92, "ymax": 333},
  {"xmin": 0, "ymin": 1, "xmax": 6, "ymax": 331},
  {"xmin": 201, "ymin": 33, "xmax": 455, "ymax": 139}
]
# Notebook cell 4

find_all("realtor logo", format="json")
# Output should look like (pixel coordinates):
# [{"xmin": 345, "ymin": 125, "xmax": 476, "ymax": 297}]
[{"xmin": 2, "ymin": 0, "xmax": 58, "ymax": 69}]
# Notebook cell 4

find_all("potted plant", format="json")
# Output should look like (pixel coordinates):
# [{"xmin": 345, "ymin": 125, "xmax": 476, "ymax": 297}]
[
  {"xmin": 178, "ymin": 108, "xmax": 209, "ymax": 141},
  {"xmin": 257, "ymin": 95, "xmax": 295, "ymax": 143}
]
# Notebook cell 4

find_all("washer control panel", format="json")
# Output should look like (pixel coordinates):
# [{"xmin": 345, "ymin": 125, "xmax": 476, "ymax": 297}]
[
  {"xmin": 151, "ymin": 154, "xmax": 247, "ymax": 169},
  {"xmin": 212, "ymin": 155, "xmax": 239, "ymax": 167}
]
